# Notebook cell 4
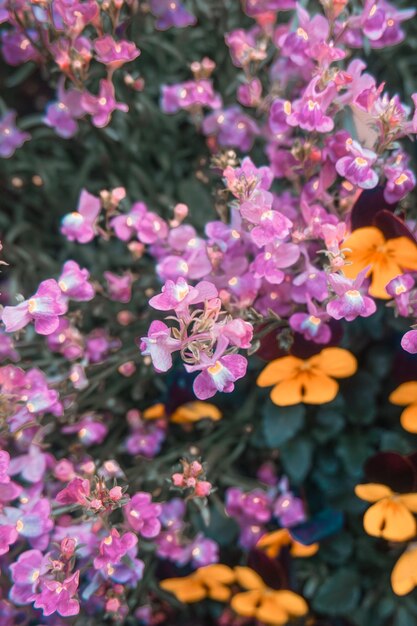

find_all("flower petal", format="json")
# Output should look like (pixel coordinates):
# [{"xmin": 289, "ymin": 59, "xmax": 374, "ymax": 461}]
[
  {"xmin": 257, "ymin": 357, "xmax": 303, "ymax": 387},
  {"xmin": 234, "ymin": 566, "xmax": 266, "ymax": 590},
  {"xmin": 274, "ymin": 590, "xmax": 309, "ymax": 616},
  {"xmin": 389, "ymin": 383, "xmax": 417, "ymax": 406},
  {"xmin": 387, "ymin": 237, "xmax": 417, "ymax": 272},
  {"xmin": 197, "ymin": 564, "xmax": 235, "ymax": 584},
  {"xmin": 231, "ymin": 590, "xmax": 261, "ymax": 618},
  {"xmin": 398, "ymin": 494, "xmax": 417, "ymax": 513},
  {"xmin": 300, "ymin": 371, "xmax": 339, "ymax": 404},
  {"xmin": 364, "ymin": 500, "xmax": 416, "ymax": 541},
  {"xmin": 400, "ymin": 405, "xmax": 417, "ymax": 433},
  {"xmin": 257, "ymin": 596, "xmax": 288, "ymax": 625},
  {"xmin": 391, "ymin": 547, "xmax": 417, "ymax": 596},
  {"xmin": 355, "ymin": 483, "xmax": 393, "ymax": 502},
  {"xmin": 160, "ymin": 578, "xmax": 206, "ymax": 603},
  {"xmin": 311, "ymin": 348, "xmax": 357, "ymax": 378}
]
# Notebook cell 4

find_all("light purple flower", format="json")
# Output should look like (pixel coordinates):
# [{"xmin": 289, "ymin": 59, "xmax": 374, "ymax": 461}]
[
  {"xmin": 94, "ymin": 35, "xmax": 140, "ymax": 69},
  {"xmin": 1, "ymin": 30, "xmax": 40, "ymax": 65},
  {"xmin": 274, "ymin": 491, "xmax": 306, "ymax": 528},
  {"xmin": 386, "ymin": 274, "xmax": 414, "ymax": 316},
  {"xmin": 81, "ymin": 79, "xmax": 128, "ymax": 128},
  {"xmin": 0, "ymin": 331, "xmax": 20, "ymax": 361},
  {"xmin": 9, "ymin": 445, "xmax": 48, "ymax": 483},
  {"xmin": 237, "ymin": 78, "xmax": 262, "ymax": 108},
  {"xmin": 336, "ymin": 139, "xmax": 378, "ymax": 189},
  {"xmin": 289, "ymin": 299, "xmax": 331, "ymax": 344},
  {"xmin": 0, "ymin": 449, "xmax": 10, "ymax": 483},
  {"xmin": 61, "ymin": 189, "xmax": 101, "ymax": 243},
  {"xmin": 10, "ymin": 549, "xmax": 47, "ymax": 605},
  {"xmin": 58, "ymin": 260, "xmax": 95, "ymax": 301},
  {"xmin": 326, "ymin": 269, "xmax": 376, "ymax": 321},
  {"xmin": 384, "ymin": 168, "xmax": 416, "ymax": 204},
  {"xmin": 0, "ymin": 111, "xmax": 30, "ymax": 158},
  {"xmin": 189, "ymin": 535, "xmax": 219, "ymax": 567},
  {"xmin": 150, "ymin": 0, "xmax": 196, "ymax": 30},
  {"xmin": 251, "ymin": 243, "xmax": 300, "ymax": 285},
  {"xmin": 62, "ymin": 417, "xmax": 108, "ymax": 446},
  {"xmin": 161, "ymin": 80, "xmax": 222, "ymax": 113},
  {"xmin": 124, "ymin": 492, "xmax": 162, "ymax": 538},
  {"xmin": 240, "ymin": 189, "xmax": 293, "ymax": 247},
  {"xmin": 202, "ymin": 106, "xmax": 259, "ymax": 151},
  {"xmin": 0, "ymin": 524, "xmax": 18, "ymax": 555},
  {"xmin": 2, "ymin": 279, "xmax": 68, "ymax": 335},
  {"xmin": 111, "ymin": 202, "xmax": 147, "ymax": 241},
  {"xmin": 140, "ymin": 320, "xmax": 181, "ymax": 372},
  {"xmin": 0, "ymin": 498, "xmax": 53, "ymax": 549},
  {"xmin": 33, "ymin": 571, "xmax": 80, "ymax": 617}
]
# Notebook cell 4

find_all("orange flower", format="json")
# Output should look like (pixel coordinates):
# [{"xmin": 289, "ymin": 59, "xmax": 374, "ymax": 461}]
[
  {"xmin": 257, "ymin": 529, "xmax": 319, "ymax": 559},
  {"xmin": 257, "ymin": 348, "xmax": 357, "ymax": 406},
  {"xmin": 389, "ymin": 382, "xmax": 417, "ymax": 433},
  {"xmin": 143, "ymin": 401, "xmax": 221, "ymax": 424},
  {"xmin": 170, "ymin": 401, "xmax": 222, "ymax": 424},
  {"xmin": 231, "ymin": 567, "xmax": 308, "ymax": 626},
  {"xmin": 391, "ymin": 544, "xmax": 417, "ymax": 595},
  {"xmin": 160, "ymin": 564, "xmax": 235, "ymax": 603},
  {"xmin": 342, "ymin": 226, "xmax": 417, "ymax": 299},
  {"xmin": 355, "ymin": 483, "xmax": 417, "ymax": 542}
]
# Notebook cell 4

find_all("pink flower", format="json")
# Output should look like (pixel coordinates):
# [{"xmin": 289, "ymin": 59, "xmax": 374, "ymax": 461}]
[
  {"xmin": 237, "ymin": 78, "xmax": 262, "ymax": 108},
  {"xmin": 0, "ymin": 524, "xmax": 18, "ymax": 555},
  {"xmin": 104, "ymin": 271, "xmax": 133, "ymax": 303},
  {"xmin": 124, "ymin": 492, "xmax": 162, "ymax": 538},
  {"xmin": 110, "ymin": 202, "xmax": 147, "ymax": 241},
  {"xmin": 336, "ymin": 139, "xmax": 378, "ymax": 189},
  {"xmin": 239, "ymin": 189, "xmax": 293, "ymax": 247},
  {"xmin": 44, "ymin": 80, "xmax": 84, "ymax": 139},
  {"xmin": 401, "ymin": 329, "xmax": 417, "ymax": 354},
  {"xmin": 94, "ymin": 35, "xmax": 140, "ymax": 69},
  {"xmin": 56, "ymin": 477, "xmax": 91, "ymax": 506},
  {"xmin": 383, "ymin": 168, "xmax": 416, "ymax": 204},
  {"xmin": 81, "ymin": 80, "xmax": 128, "ymax": 128},
  {"xmin": 94, "ymin": 529, "xmax": 138, "ymax": 569},
  {"xmin": 220, "ymin": 319, "xmax": 253, "ymax": 348},
  {"xmin": 150, "ymin": 0, "xmax": 196, "ymax": 30},
  {"xmin": 140, "ymin": 320, "xmax": 181, "ymax": 372},
  {"xmin": 0, "ymin": 450, "xmax": 10, "ymax": 483},
  {"xmin": 58, "ymin": 260, "xmax": 95, "ymax": 301},
  {"xmin": 289, "ymin": 300, "xmax": 331, "ymax": 344},
  {"xmin": 61, "ymin": 189, "xmax": 101, "ymax": 243},
  {"xmin": 33, "ymin": 571, "xmax": 80, "ymax": 617},
  {"xmin": 202, "ymin": 106, "xmax": 259, "ymax": 151},
  {"xmin": 2, "ymin": 279, "xmax": 68, "ymax": 335},
  {"xmin": 0, "ymin": 110, "xmax": 30, "ymax": 158},
  {"xmin": 149, "ymin": 278, "xmax": 218, "ymax": 312},
  {"xmin": 10, "ymin": 549, "xmax": 47, "ymax": 605}
]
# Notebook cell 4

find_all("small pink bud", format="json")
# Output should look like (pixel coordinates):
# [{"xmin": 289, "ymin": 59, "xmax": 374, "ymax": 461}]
[
  {"xmin": 54, "ymin": 459, "xmax": 76, "ymax": 482},
  {"xmin": 60, "ymin": 537, "xmax": 77, "ymax": 558},
  {"xmin": 109, "ymin": 486, "xmax": 123, "ymax": 501},
  {"xmin": 190, "ymin": 461, "xmax": 203, "ymax": 475},
  {"xmin": 106, "ymin": 598, "xmax": 121, "ymax": 613},
  {"xmin": 195, "ymin": 480, "xmax": 212, "ymax": 497},
  {"xmin": 173, "ymin": 203, "xmax": 188, "ymax": 222},
  {"xmin": 172, "ymin": 473, "xmax": 184, "ymax": 487},
  {"xmin": 118, "ymin": 361, "xmax": 136, "ymax": 377}
]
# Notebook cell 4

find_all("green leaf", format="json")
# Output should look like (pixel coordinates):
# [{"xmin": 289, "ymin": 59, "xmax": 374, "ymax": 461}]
[
  {"xmin": 280, "ymin": 436, "xmax": 313, "ymax": 484},
  {"xmin": 312, "ymin": 569, "xmax": 361, "ymax": 615},
  {"xmin": 262, "ymin": 402, "xmax": 305, "ymax": 447}
]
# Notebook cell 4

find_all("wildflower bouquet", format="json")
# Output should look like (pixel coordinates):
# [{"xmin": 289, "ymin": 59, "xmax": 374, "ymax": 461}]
[{"xmin": 2, "ymin": 1, "xmax": 417, "ymax": 625}]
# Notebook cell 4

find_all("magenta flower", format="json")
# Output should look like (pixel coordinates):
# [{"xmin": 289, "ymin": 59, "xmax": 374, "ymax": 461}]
[
  {"xmin": 62, "ymin": 417, "xmax": 108, "ymax": 446},
  {"xmin": 111, "ymin": 202, "xmax": 147, "ymax": 241},
  {"xmin": 326, "ymin": 269, "xmax": 376, "ymax": 321},
  {"xmin": 81, "ymin": 80, "xmax": 128, "ymax": 128},
  {"xmin": 104, "ymin": 271, "xmax": 133, "ymax": 303},
  {"xmin": 149, "ymin": 278, "xmax": 218, "ymax": 312},
  {"xmin": 401, "ymin": 329, "xmax": 417, "ymax": 354},
  {"xmin": 386, "ymin": 274, "xmax": 414, "ymax": 317},
  {"xmin": 0, "ymin": 449, "xmax": 10, "ymax": 483},
  {"xmin": 33, "ymin": 571, "xmax": 80, "ymax": 617},
  {"xmin": 0, "ymin": 111, "xmax": 30, "ymax": 158},
  {"xmin": 136, "ymin": 211, "xmax": 169, "ymax": 244},
  {"xmin": 61, "ymin": 189, "xmax": 101, "ymax": 244},
  {"xmin": 202, "ymin": 106, "xmax": 259, "ymax": 151},
  {"xmin": 150, "ymin": 0, "xmax": 196, "ymax": 30},
  {"xmin": 2, "ymin": 279, "xmax": 68, "ymax": 335},
  {"xmin": 161, "ymin": 80, "xmax": 222, "ymax": 113},
  {"xmin": 56, "ymin": 477, "xmax": 91, "ymax": 506},
  {"xmin": 94, "ymin": 529, "xmax": 138, "ymax": 569},
  {"xmin": 220, "ymin": 319, "xmax": 253, "ymax": 349},
  {"xmin": 9, "ymin": 445, "xmax": 47, "ymax": 484},
  {"xmin": 58, "ymin": 260, "xmax": 95, "ymax": 301},
  {"xmin": 383, "ymin": 168, "xmax": 416, "ymax": 204},
  {"xmin": 251, "ymin": 243, "xmax": 300, "ymax": 285},
  {"xmin": 94, "ymin": 35, "xmax": 140, "ymax": 69},
  {"xmin": 336, "ymin": 139, "xmax": 378, "ymax": 189},
  {"xmin": 223, "ymin": 157, "xmax": 273, "ymax": 200},
  {"xmin": 0, "ymin": 498, "xmax": 53, "ymax": 548},
  {"xmin": 274, "ymin": 492, "xmax": 306, "ymax": 528},
  {"xmin": 0, "ymin": 331, "xmax": 19, "ymax": 362},
  {"xmin": 124, "ymin": 492, "xmax": 162, "ymax": 538},
  {"xmin": 237, "ymin": 78, "xmax": 262, "ymax": 108},
  {"xmin": 185, "ymin": 337, "xmax": 247, "ymax": 400},
  {"xmin": 44, "ymin": 80, "xmax": 84, "ymax": 139},
  {"xmin": 240, "ymin": 189, "xmax": 293, "ymax": 247},
  {"xmin": 140, "ymin": 320, "xmax": 181, "ymax": 372},
  {"xmin": 269, "ymin": 98, "xmax": 292, "ymax": 134},
  {"xmin": 0, "ymin": 524, "xmax": 18, "ymax": 555},
  {"xmin": 1, "ymin": 30, "xmax": 40, "ymax": 66},
  {"xmin": 289, "ymin": 302, "xmax": 331, "ymax": 344}
]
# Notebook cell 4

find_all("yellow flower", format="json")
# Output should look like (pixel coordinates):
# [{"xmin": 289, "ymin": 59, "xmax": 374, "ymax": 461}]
[
  {"xmin": 231, "ymin": 567, "xmax": 308, "ymax": 626},
  {"xmin": 342, "ymin": 226, "xmax": 417, "ymax": 299},
  {"xmin": 391, "ymin": 544, "xmax": 417, "ymax": 595},
  {"xmin": 257, "ymin": 529, "xmax": 319, "ymax": 559},
  {"xmin": 355, "ymin": 483, "xmax": 417, "ymax": 542},
  {"xmin": 170, "ymin": 401, "xmax": 222, "ymax": 424},
  {"xmin": 160, "ymin": 564, "xmax": 235, "ymax": 603},
  {"xmin": 389, "ymin": 382, "xmax": 417, "ymax": 433},
  {"xmin": 257, "ymin": 348, "xmax": 357, "ymax": 406}
]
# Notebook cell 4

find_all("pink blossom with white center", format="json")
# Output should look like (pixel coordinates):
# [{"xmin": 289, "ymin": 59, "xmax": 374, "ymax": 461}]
[
  {"xmin": 58, "ymin": 260, "xmax": 95, "ymax": 301},
  {"xmin": 251, "ymin": 243, "xmax": 300, "ymax": 285},
  {"xmin": 149, "ymin": 278, "xmax": 218, "ymax": 313},
  {"xmin": 110, "ymin": 202, "xmax": 147, "ymax": 241},
  {"xmin": 383, "ymin": 167, "xmax": 416, "ymax": 204},
  {"xmin": 136, "ymin": 211, "xmax": 169, "ymax": 244},
  {"xmin": 336, "ymin": 139, "xmax": 378, "ymax": 189},
  {"xmin": 139, "ymin": 320, "xmax": 181, "ymax": 372},
  {"xmin": 2, "ymin": 279, "xmax": 68, "ymax": 335},
  {"xmin": 33, "ymin": 571, "xmax": 80, "ymax": 617},
  {"xmin": 61, "ymin": 189, "xmax": 101, "ymax": 244},
  {"xmin": 239, "ymin": 189, "xmax": 293, "ymax": 247}
]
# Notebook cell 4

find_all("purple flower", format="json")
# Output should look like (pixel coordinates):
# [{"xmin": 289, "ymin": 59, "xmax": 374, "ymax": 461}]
[
  {"xmin": 401, "ymin": 329, "xmax": 417, "ymax": 354},
  {"xmin": 150, "ymin": 0, "xmax": 196, "ymax": 30},
  {"xmin": 220, "ymin": 319, "xmax": 253, "ymax": 349},
  {"xmin": 140, "ymin": 320, "xmax": 181, "ymax": 372},
  {"xmin": 111, "ymin": 202, "xmax": 147, "ymax": 241},
  {"xmin": 384, "ymin": 168, "xmax": 416, "ymax": 204},
  {"xmin": 62, "ymin": 417, "xmax": 108, "ymax": 446},
  {"xmin": 10, "ymin": 549, "xmax": 47, "ymax": 605},
  {"xmin": 326, "ymin": 269, "xmax": 376, "ymax": 321},
  {"xmin": 386, "ymin": 274, "xmax": 414, "ymax": 316},
  {"xmin": 2, "ymin": 279, "xmax": 68, "ymax": 335},
  {"xmin": 251, "ymin": 243, "xmax": 300, "ymax": 285},
  {"xmin": 94, "ymin": 35, "xmax": 140, "ymax": 69},
  {"xmin": 56, "ymin": 477, "xmax": 90, "ymax": 506},
  {"xmin": 0, "ymin": 524, "xmax": 18, "ymax": 555},
  {"xmin": 94, "ymin": 529, "xmax": 138, "ymax": 569},
  {"xmin": 0, "ymin": 498, "xmax": 53, "ymax": 549},
  {"xmin": 0, "ymin": 111, "xmax": 30, "ymax": 158},
  {"xmin": 240, "ymin": 189, "xmax": 293, "ymax": 247},
  {"xmin": 289, "ymin": 299, "xmax": 331, "ymax": 344},
  {"xmin": 44, "ymin": 80, "xmax": 84, "ymax": 139},
  {"xmin": 0, "ymin": 449, "xmax": 10, "ymax": 483},
  {"xmin": 33, "ymin": 571, "xmax": 80, "ymax": 617},
  {"xmin": 189, "ymin": 535, "xmax": 219, "ymax": 567},
  {"xmin": 161, "ymin": 80, "xmax": 222, "ymax": 113},
  {"xmin": 149, "ymin": 278, "xmax": 218, "ymax": 312},
  {"xmin": 202, "ymin": 106, "xmax": 259, "ymax": 151},
  {"xmin": 9, "ymin": 445, "xmax": 48, "ymax": 484},
  {"xmin": 336, "ymin": 139, "xmax": 378, "ymax": 189},
  {"xmin": 104, "ymin": 271, "xmax": 133, "ymax": 303},
  {"xmin": 81, "ymin": 79, "xmax": 128, "ymax": 128},
  {"xmin": 61, "ymin": 189, "xmax": 101, "ymax": 244},
  {"xmin": 124, "ymin": 492, "xmax": 162, "ymax": 538},
  {"xmin": 1, "ymin": 30, "xmax": 40, "ymax": 65},
  {"xmin": 58, "ymin": 260, "xmax": 95, "ymax": 301},
  {"xmin": 274, "ymin": 491, "xmax": 306, "ymax": 528},
  {"xmin": 0, "ymin": 331, "xmax": 20, "ymax": 361}
]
